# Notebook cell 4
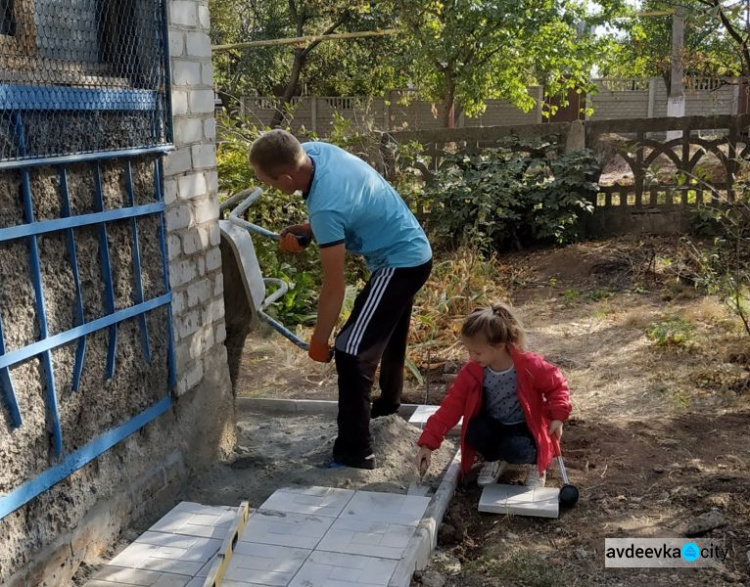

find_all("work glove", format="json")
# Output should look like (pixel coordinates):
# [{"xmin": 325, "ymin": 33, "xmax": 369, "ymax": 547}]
[
  {"xmin": 279, "ymin": 223, "xmax": 313, "ymax": 253},
  {"xmin": 308, "ymin": 337, "xmax": 333, "ymax": 363}
]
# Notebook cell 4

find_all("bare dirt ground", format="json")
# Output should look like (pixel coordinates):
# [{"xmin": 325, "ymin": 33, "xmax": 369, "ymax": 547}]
[{"xmin": 233, "ymin": 236, "xmax": 750, "ymax": 586}]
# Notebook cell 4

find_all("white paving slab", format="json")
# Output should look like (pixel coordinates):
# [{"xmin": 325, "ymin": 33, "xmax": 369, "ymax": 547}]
[
  {"xmin": 407, "ymin": 405, "xmax": 462, "ymax": 435},
  {"xmin": 149, "ymin": 502, "xmax": 237, "ymax": 539},
  {"xmin": 478, "ymin": 484, "xmax": 560, "ymax": 518},
  {"xmin": 288, "ymin": 551, "xmax": 398, "ymax": 587},
  {"xmin": 259, "ymin": 486, "xmax": 355, "ymax": 518},
  {"xmin": 92, "ymin": 565, "xmax": 191, "ymax": 586},
  {"xmin": 316, "ymin": 517, "xmax": 416, "ymax": 560},
  {"xmin": 241, "ymin": 509, "xmax": 335, "ymax": 549},
  {"xmin": 135, "ymin": 532, "xmax": 221, "ymax": 563},
  {"xmin": 223, "ymin": 542, "xmax": 311, "ymax": 586},
  {"xmin": 342, "ymin": 491, "xmax": 430, "ymax": 527}
]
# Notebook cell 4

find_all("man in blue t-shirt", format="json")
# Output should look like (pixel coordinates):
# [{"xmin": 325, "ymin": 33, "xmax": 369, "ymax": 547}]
[{"xmin": 249, "ymin": 130, "xmax": 432, "ymax": 469}]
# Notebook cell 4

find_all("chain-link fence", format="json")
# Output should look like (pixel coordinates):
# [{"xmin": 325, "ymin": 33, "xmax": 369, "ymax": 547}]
[{"xmin": 0, "ymin": 0, "xmax": 171, "ymax": 163}]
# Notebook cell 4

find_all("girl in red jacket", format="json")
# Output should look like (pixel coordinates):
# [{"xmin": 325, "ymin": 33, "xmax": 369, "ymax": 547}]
[{"xmin": 415, "ymin": 303, "xmax": 572, "ymax": 487}]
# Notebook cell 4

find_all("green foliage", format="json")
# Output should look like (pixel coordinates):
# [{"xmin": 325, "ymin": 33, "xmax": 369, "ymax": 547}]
[
  {"xmin": 647, "ymin": 316, "xmax": 695, "ymax": 347},
  {"xmin": 216, "ymin": 115, "xmax": 322, "ymax": 326},
  {"xmin": 422, "ymin": 138, "xmax": 599, "ymax": 252},
  {"xmin": 394, "ymin": 0, "xmax": 618, "ymax": 125},
  {"xmin": 209, "ymin": 0, "xmax": 399, "ymax": 106},
  {"xmin": 689, "ymin": 190, "xmax": 750, "ymax": 338},
  {"xmin": 601, "ymin": 0, "xmax": 746, "ymax": 81}
]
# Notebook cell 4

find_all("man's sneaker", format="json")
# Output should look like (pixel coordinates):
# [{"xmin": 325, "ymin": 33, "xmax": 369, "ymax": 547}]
[
  {"xmin": 477, "ymin": 460, "xmax": 507, "ymax": 486},
  {"xmin": 328, "ymin": 454, "xmax": 376, "ymax": 470},
  {"xmin": 524, "ymin": 466, "xmax": 546, "ymax": 488}
]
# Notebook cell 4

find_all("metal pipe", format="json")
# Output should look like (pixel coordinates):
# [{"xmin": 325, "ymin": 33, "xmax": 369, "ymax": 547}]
[
  {"xmin": 59, "ymin": 167, "xmax": 88, "ymax": 392},
  {"xmin": 126, "ymin": 161, "xmax": 152, "ymax": 362},
  {"xmin": 0, "ymin": 146, "xmax": 174, "ymax": 172},
  {"xmin": 93, "ymin": 163, "xmax": 119, "ymax": 380}
]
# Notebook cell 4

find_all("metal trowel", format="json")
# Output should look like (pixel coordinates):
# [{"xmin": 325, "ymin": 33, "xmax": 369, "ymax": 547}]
[{"xmin": 407, "ymin": 458, "xmax": 429, "ymax": 496}]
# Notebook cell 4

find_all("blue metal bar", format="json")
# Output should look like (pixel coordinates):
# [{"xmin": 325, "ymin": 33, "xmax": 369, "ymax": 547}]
[
  {"xmin": 154, "ymin": 160, "xmax": 176, "ymax": 390},
  {"xmin": 125, "ymin": 162, "xmax": 151, "ymax": 362},
  {"xmin": 59, "ymin": 168, "xmax": 88, "ymax": 392},
  {"xmin": 14, "ymin": 112, "xmax": 64, "ymax": 457},
  {"xmin": 0, "ymin": 85, "xmax": 158, "ymax": 111},
  {"xmin": 0, "ymin": 294, "xmax": 171, "ymax": 371},
  {"xmin": 0, "ymin": 395, "xmax": 172, "ymax": 519},
  {"xmin": 0, "ymin": 146, "xmax": 174, "ymax": 172},
  {"xmin": 93, "ymin": 164, "xmax": 118, "ymax": 380},
  {"xmin": 0, "ymin": 203, "xmax": 164, "ymax": 243},
  {"xmin": 0, "ymin": 317, "xmax": 22, "ymax": 427}
]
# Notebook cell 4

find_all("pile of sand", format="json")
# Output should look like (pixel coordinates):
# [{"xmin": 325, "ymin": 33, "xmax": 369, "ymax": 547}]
[{"xmin": 186, "ymin": 413, "xmax": 459, "ymax": 509}]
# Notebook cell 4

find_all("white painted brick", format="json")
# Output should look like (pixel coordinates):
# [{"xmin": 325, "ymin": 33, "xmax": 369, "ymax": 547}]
[
  {"xmin": 172, "ymin": 291, "xmax": 187, "ymax": 315},
  {"xmin": 175, "ymin": 344, "xmax": 191, "ymax": 373},
  {"xmin": 186, "ymin": 359, "xmax": 204, "ymax": 390},
  {"xmin": 174, "ymin": 117, "xmax": 204, "ymax": 144},
  {"xmin": 214, "ymin": 273, "xmax": 224, "ymax": 296},
  {"xmin": 198, "ymin": 5, "xmax": 211, "ymax": 28},
  {"xmin": 178, "ymin": 310, "xmax": 201, "ymax": 340},
  {"xmin": 189, "ymin": 90, "xmax": 216, "ymax": 114},
  {"xmin": 176, "ymin": 377, "xmax": 188, "ymax": 397},
  {"xmin": 189, "ymin": 326, "xmax": 215, "ymax": 359},
  {"xmin": 182, "ymin": 229, "xmax": 203, "ymax": 255},
  {"xmin": 163, "ymin": 179, "xmax": 178, "ymax": 205},
  {"xmin": 168, "ymin": 234, "xmax": 181, "ymax": 260},
  {"xmin": 186, "ymin": 32, "xmax": 212, "ymax": 58},
  {"xmin": 169, "ymin": 32, "xmax": 185, "ymax": 58},
  {"xmin": 187, "ymin": 278, "xmax": 212, "ymax": 308},
  {"xmin": 171, "ymin": 91, "xmax": 189, "ymax": 117},
  {"xmin": 196, "ymin": 255, "xmax": 206, "ymax": 276},
  {"xmin": 208, "ymin": 222, "xmax": 220, "ymax": 246},
  {"xmin": 173, "ymin": 60, "xmax": 202, "ymax": 86},
  {"xmin": 179, "ymin": 173, "xmax": 208, "ymax": 201},
  {"xmin": 206, "ymin": 247, "xmax": 222, "ymax": 271},
  {"xmin": 171, "ymin": 1, "xmax": 198, "ymax": 27},
  {"xmin": 215, "ymin": 322, "xmax": 226, "ymax": 344},
  {"xmin": 192, "ymin": 197, "xmax": 219, "ymax": 225},
  {"xmin": 191, "ymin": 144, "xmax": 216, "ymax": 169},
  {"xmin": 201, "ymin": 62, "xmax": 213, "ymax": 86},
  {"xmin": 202, "ymin": 300, "xmax": 225, "ymax": 325},
  {"xmin": 170, "ymin": 259, "xmax": 197, "ymax": 288},
  {"xmin": 163, "ymin": 148, "xmax": 191, "ymax": 177},
  {"xmin": 204, "ymin": 117, "xmax": 216, "ymax": 141},
  {"xmin": 166, "ymin": 206, "xmax": 190, "ymax": 231}
]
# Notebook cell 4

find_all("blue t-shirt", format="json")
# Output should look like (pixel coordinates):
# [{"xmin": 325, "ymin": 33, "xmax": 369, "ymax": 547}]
[{"xmin": 302, "ymin": 142, "xmax": 432, "ymax": 271}]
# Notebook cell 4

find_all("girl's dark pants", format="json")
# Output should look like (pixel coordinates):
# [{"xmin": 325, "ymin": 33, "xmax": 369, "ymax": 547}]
[{"xmin": 466, "ymin": 412, "xmax": 538, "ymax": 464}]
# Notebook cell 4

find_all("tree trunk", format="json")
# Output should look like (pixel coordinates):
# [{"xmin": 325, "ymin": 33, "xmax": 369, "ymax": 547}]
[
  {"xmin": 442, "ymin": 78, "xmax": 456, "ymax": 128},
  {"xmin": 270, "ymin": 48, "xmax": 305, "ymax": 127}
]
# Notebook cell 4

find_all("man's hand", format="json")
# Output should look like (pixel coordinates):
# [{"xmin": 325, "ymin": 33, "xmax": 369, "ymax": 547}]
[
  {"xmin": 308, "ymin": 336, "xmax": 333, "ymax": 363},
  {"xmin": 279, "ymin": 223, "xmax": 312, "ymax": 253},
  {"xmin": 548, "ymin": 419, "xmax": 564, "ymax": 439}
]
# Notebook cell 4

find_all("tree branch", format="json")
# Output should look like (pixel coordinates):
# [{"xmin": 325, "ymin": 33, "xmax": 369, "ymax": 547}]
[{"xmin": 301, "ymin": 10, "xmax": 350, "ymax": 57}]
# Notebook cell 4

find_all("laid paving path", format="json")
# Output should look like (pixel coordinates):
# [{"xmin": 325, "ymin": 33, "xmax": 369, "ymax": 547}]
[{"xmin": 87, "ymin": 486, "xmax": 430, "ymax": 587}]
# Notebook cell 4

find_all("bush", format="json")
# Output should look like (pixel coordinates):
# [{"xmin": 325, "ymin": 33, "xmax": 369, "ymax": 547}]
[
  {"xmin": 421, "ymin": 138, "xmax": 599, "ymax": 252},
  {"xmin": 688, "ymin": 188, "xmax": 750, "ymax": 338}
]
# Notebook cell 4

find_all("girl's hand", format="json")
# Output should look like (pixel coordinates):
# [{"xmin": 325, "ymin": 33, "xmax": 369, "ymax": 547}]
[
  {"xmin": 415, "ymin": 446, "xmax": 432, "ymax": 476},
  {"xmin": 548, "ymin": 420, "xmax": 563, "ymax": 439}
]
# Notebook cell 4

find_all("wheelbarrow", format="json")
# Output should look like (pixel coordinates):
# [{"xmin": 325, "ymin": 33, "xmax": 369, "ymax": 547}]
[{"xmin": 218, "ymin": 187, "xmax": 309, "ymax": 351}]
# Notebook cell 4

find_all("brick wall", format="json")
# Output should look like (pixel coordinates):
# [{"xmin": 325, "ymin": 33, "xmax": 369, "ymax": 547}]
[{"xmin": 164, "ymin": 0, "xmax": 230, "ymax": 399}]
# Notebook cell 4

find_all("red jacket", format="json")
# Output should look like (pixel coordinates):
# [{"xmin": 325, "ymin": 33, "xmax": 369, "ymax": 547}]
[{"xmin": 417, "ymin": 350, "xmax": 572, "ymax": 479}]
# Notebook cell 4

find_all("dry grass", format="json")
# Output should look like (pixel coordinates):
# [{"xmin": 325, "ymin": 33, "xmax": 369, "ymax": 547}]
[{"xmin": 236, "ymin": 238, "xmax": 750, "ymax": 422}]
